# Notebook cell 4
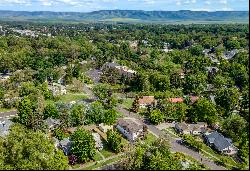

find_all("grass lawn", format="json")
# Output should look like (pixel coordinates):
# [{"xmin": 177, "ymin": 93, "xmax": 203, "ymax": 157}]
[
  {"xmin": 93, "ymin": 152, "xmax": 103, "ymax": 161},
  {"xmin": 194, "ymin": 136, "xmax": 238, "ymax": 168},
  {"xmin": 57, "ymin": 93, "xmax": 88, "ymax": 103},
  {"xmin": 165, "ymin": 127, "xmax": 181, "ymax": 138},
  {"xmin": 71, "ymin": 151, "xmax": 103, "ymax": 169},
  {"xmin": 121, "ymin": 98, "xmax": 134, "ymax": 110},
  {"xmin": 117, "ymin": 111, "xmax": 124, "ymax": 118},
  {"xmin": 82, "ymin": 154, "xmax": 125, "ymax": 170},
  {"xmin": 0, "ymin": 108, "xmax": 16, "ymax": 112},
  {"xmin": 144, "ymin": 133, "xmax": 157, "ymax": 144}
]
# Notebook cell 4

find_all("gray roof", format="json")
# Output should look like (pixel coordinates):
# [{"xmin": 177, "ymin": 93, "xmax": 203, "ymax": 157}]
[
  {"xmin": 45, "ymin": 118, "xmax": 60, "ymax": 129},
  {"xmin": 0, "ymin": 119, "xmax": 13, "ymax": 137},
  {"xmin": 59, "ymin": 138, "xmax": 72, "ymax": 156},
  {"xmin": 103, "ymin": 62, "xmax": 120, "ymax": 68},
  {"xmin": 205, "ymin": 67, "xmax": 219, "ymax": 72},
  {"xmin": 117, "ymin": 119, "xmax": 143, "ymax": 134},
  {"xmin": 205, "ymin": 131, "xmax": 233, "ymax": 151},
  {"xmin": 222, "ymin": 49, "xmax": 238, "ymax": 60}
]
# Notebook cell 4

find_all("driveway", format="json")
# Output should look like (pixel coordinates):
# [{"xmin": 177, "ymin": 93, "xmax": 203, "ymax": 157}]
[
  {"xmin": 156, "ymin": 122, "xmax": 175, "ymax": 130},
  {"xmin": 82, "ymin": 80, "xmax": 225, "ymax": 170}
]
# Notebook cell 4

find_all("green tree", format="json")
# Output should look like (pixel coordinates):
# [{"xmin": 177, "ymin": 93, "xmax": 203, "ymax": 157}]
[
  {"xmin": 131, "ymin": 95, "xmax": 140, "ymax": 113},
  {"xmin": 215, "ymin": 87, "xmax": 240, "ymax": 113},
  {"xmin": 70, "ymin": 128, "xmax": 96, "ymax": 162},
  {"xmin": 222, "ymin": 114, "xmax": 247, "ymax": 142},
  {"xmin": 175, "ymin": 102, "xmax": 189, "ymax": 122},
  {"xmin": 19, "ymin": 82, "xmax": 37, "ymax": 97},
  {"xmin": 184, "ymin": 73, "xmax": 207, "ymax": 95},
  {"xmin": 103, "ymin": 109, "xmax": 118, "ymax": 125},
  {"xmin": 107, "ymin": 130, "xmax": 123, "ymax": 153},
  {"xmin": 86, "ymin": 101, "xmax": 105, "ymax": 124},
  {"xmin": 116, "ymin": 138, "xmax": 182, "ymax": 170},
  {"xmin": 43, "ymin": 102, "xmax": 59, "ymax": 119},
  {"xmin": 148, "ymin": 109, "xmax": 165, "ymax": 125},
  {"xmin": 93, "ymin": 84, "xmax": 110, "ymax": 100},
  {"xmin": 1, "ymin": 124, "xmax": 68, "ymax": 170},
  {"xmin": 70, "ymin": 104, "xmax": 85, "ymax": 126},
  {"xmin": 188, "ymin": 98, "xmax": 218, "ymax": 125}
]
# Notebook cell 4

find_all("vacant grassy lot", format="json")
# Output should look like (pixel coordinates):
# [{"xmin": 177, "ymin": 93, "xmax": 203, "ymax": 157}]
[
  {"xmin": 121, "ymin": 98, "xmax": 134, "ymax": 110},
  {"xmin": 57, "ymin": 93, "xmax": 88, "ymax": 103}
]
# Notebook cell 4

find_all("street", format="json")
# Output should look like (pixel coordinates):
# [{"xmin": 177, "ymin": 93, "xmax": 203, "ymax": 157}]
[{"xmin": 84, "ymin": 69, "xmax": 225, "ymax": 170}]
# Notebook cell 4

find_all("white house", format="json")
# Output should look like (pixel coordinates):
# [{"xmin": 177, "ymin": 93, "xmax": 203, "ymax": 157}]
[
  {"xmin": 92, "ymin": 133, "xmax": 103, "ymax": 150},
  {"xmin": 116, "ymin": 119, "xmax": 143, "ymax": 142},
  {"xmin": 98, "ymin": 123, "xmax": 113, "ymax": 133},
  {"xmin": 101, "ymin": 62, "xmax": 137, "ymax": 78},
  {"xmin": 138, "ymin": 96, "xmax": 155, "ymax": 108},
  {"xmin": 48, "ymin": 83, "xmax": 67, "ymax": 96},
  {"xmin": 175, "ymin": 122, "xmax": 207, "ymax": 135}
]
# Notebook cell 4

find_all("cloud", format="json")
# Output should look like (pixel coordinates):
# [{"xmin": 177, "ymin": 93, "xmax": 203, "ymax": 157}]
[
  {"xmin": 204, "ymin": 1, "xmax": 211, "ymax": 5},
  {"xmin": 219, "ymin": 0, "xmax": 227, "ymax": 4},
  {"xmin": 0, "ymin": 0, "xmax": 31, "ymax": 5},
  {"xmin": 184, "ymin": 0, "xmax": 196, "ymax": 4}
]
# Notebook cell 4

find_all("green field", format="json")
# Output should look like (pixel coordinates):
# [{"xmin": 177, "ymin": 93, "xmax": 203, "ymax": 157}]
[{"xmin": 57, "ymin": 93, "xmax": 88, "ymax": 103}]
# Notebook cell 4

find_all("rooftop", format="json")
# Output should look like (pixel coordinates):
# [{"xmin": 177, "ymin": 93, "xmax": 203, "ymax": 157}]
[
  {"xmin": 117, "ymin": 119, "xmax": 143, "ymax": 134},
  {"xmin": 0, "ymin": 119, "xmax": 13, "ymax": 137},
  {"xmin": 168, "ymin": 98, "xmax": 184, "ymax": 103},
  {"xmin": 205, "ymin": 131, "xmax": 235, "ymax": 151},
  {"xmin": 138, "ymin": 96, "xmax": 155, "ymax": 105}
]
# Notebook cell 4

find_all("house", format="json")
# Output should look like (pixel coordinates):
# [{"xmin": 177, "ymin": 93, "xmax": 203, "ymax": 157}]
[
  {"xmin": 101, "ymin": 62, "xmax": 120, "ymax": 70},
  {"xmin": 52, "ymin": 137, "xmax": 60, "ymax": 149},
  {"xmin": 205, "ymin": 84, "xmax": 216, "ymax": 92},
  {"xmin": 59, "ymin": 138, "xmax": 72, "ymax": 156},
  {"xmin": 92, "ymin": 133, "xmax": 103, "ymax": 150},
  {"xmin": 205, "ymin": 67, "xmax": 219, "ymax": 74},
  {"xmin": 175, "ymin": 122, "xmax": 207, "ymax": 135},
  {"xmin": 48, "ymin": 83, "xmax": 67, "ymax": 96},
  {"xmin": 221, "ymin": 49, "xmax": 238, "ymax": 60},
  {"xmin": 209, "ymin": 95, "xmax": 216, "ymax": 105},
  {"xmin": 115, "ymin": 66, "xmax": 137, "ymax": 78},
  {"xmin": 204, "ymin": 131, "xmax": 238, "ymax": 155},
  {"xmin": 116, "ymin": 119, "xmax": 143, "ymax": 142},
  {"xmin": 168, "ymin": 98, "xmax": 184, "ymax": 103},
  {"xmin": 101, "ymin": 62, "xmax": 137, "ymax": 78},
  {"xmin": 98, "ymin": 123, "xmax": 113, "ymax": 133},
  {"xmin": 129, "ymin": 40, "xmax": 138, "ymax": 48},
  {"xmin": 138, "ymin": 96, "xmax": 155, "ymax": 108},
  {"xmin": 0, "ymin": 73, "xmax": 11, "ymax": 81},
  {"xmin": 175, "ymin": 122, "xmax": 190, "ymax": 134},
  {"xmin": 45, "ymin": 118, "xmax": 60, "ymax": 131},
  {"xmin": 189, "ymin": 95, "xmax": 199, "ymax": 104},
  {"xmin": 0, "ymin": 119, "xmax": 13, "ymax": 137}
]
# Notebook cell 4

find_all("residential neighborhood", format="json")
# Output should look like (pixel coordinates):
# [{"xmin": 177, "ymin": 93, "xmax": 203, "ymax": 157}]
[{"xmin": 0, "ymin": 9, "xmax": 248, "ymax": 171}]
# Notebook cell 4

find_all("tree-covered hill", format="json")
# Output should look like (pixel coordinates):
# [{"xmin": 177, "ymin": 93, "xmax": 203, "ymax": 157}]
[{"xmin": 0, "ymin": 10, "xmax": 248, "ymax": 23}]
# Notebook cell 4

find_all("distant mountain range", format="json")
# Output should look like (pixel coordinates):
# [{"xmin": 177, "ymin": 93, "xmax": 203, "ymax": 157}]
[{"xmin": 0, "ymin": 10, "xmax": 248, "ymax": 23}]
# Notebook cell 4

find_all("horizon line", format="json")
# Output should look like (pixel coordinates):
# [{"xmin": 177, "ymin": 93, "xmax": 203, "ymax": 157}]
[{"xmin": 0, "ymin": 9, "xmax": 249, "ymax": 13}]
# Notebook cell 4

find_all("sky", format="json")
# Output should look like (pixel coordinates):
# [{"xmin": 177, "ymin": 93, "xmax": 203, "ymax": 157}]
[{"xmin": 0, "ymin": 0, "xmax": 248, "ymax": 12}]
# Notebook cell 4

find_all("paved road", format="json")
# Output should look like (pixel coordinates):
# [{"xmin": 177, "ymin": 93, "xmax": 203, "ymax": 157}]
[
  {"xmin": 117, "ymin": 107, "xmax": 225, "ymax": 170},
  {"xmin": 83, "ymin": 78, "xmax": 225, "ymax": 170}
]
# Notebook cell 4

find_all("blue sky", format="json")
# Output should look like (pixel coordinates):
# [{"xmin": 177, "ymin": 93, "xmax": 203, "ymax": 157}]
[{"xmin": 0, "ymin": 0, "xmax": 248, "ymax": 12}]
